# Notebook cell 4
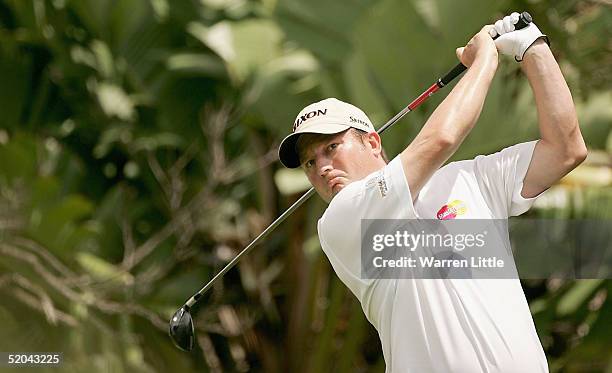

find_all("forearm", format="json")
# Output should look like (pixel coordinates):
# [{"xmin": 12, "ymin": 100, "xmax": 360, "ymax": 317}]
[
  {"xmin": 405, "ymin": 51, "xmax": 498, "ymax": 163},
  {"xmin": 521, "ymin": 40, "xmax": 586, "ymax": 158},
  {"xmin": 425, "ymin": 51, "xmax": 498, "ymax": 148},
  {"xmin": 400, "ymin": 51, "xmax": 498, "ymax": 199}
]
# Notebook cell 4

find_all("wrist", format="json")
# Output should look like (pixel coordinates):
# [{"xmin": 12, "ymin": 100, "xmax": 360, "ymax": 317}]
[
  {"xmin": 521, "ymin": 38, "xmax": 550, "ymax": 61},
  {"xmin": 474, "ymin": 48, "xmax": 499, "ymax": 70}
]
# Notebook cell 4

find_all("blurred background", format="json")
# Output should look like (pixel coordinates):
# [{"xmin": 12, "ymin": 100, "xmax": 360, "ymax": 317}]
[{"xmin": 0, "ymin": 0, "xmax": 610, "ymax": 372}]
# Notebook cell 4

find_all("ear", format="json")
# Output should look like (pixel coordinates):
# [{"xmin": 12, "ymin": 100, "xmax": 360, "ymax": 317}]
[{"xmin": 364, "ymin": 132, "xmax": 383, "ymax": 156}]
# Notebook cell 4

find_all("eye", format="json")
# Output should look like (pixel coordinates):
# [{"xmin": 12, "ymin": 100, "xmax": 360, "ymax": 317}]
[
  {"xmin": 327, "ymin": 143, "xmax": 338, "ymax": 151},
  {"xmin": 303, "ymin": 159, "xmax": 315, "ymax": 169}
]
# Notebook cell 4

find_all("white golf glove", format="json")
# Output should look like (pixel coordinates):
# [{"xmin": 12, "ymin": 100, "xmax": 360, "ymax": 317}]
[{"xmin": 489, "ymin": 12, "xmax": 549, "ymax": 61}]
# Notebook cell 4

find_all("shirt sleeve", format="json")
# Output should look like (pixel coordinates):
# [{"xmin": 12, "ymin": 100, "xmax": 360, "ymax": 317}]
[
  {"xmin": 473, "ymin": 140, "xmax": 543, "ymax": 218},
  {"xmin": 317, "ymin": 156, "xmax": 418, "ymax": 297}
]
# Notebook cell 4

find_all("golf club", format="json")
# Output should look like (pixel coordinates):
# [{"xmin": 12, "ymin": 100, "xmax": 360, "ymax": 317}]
[{"xmin": 169, "ymin": 12, "xmax": 533, "ymax": 352}]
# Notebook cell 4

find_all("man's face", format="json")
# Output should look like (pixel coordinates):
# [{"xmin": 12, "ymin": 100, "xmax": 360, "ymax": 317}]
[{"xmin": 298, "ymin": 130, "xmax": 384, "ymax": 203}]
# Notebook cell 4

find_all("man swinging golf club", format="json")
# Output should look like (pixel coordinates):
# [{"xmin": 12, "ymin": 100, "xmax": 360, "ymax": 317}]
[{"xmin": 278, "ymin": 13, "xmax": 586, "ymax": 372}]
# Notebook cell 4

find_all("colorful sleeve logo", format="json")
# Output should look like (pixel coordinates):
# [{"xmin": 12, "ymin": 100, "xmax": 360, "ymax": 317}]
[{"xmin": 437, "ymin": 200, "xmax": 467, "ymax": 220}]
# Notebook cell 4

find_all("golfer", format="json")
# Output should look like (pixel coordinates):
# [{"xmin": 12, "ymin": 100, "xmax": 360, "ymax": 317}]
[{"xmin": 278, "ymin": 13, "xmax": 586, "ymax": 373}]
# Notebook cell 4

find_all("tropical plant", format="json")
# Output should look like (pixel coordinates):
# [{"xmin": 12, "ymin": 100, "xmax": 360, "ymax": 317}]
[{"xmin": 0, "ymin": 0, "xmax": 610, "ymax": 371}]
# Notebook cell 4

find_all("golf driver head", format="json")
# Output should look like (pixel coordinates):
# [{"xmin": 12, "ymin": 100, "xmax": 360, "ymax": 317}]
[{"xmin": 169, "ymin": 305, "xmax": 195, "ymax": 351}]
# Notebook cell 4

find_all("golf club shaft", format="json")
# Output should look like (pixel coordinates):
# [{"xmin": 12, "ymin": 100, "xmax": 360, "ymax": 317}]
[
  {"xmin": 183, "ymin": 12, "xmax": 533, "ymax": 308},
  {"xmin": 186, "ymin": 187, "xmax": 315, "ymax": 307}
]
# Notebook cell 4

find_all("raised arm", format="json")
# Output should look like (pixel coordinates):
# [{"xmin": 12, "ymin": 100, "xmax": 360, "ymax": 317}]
[
  {"xmin": 400, "ymin": 26, "xmax": 498, "ymax": 201},
  {"xmin": 488, "ymin": 14, "xmax": 588, "ymax": 198},
  {"xmin": 519, "ymin": 40, "xmax": 587, "ymax": 198}
]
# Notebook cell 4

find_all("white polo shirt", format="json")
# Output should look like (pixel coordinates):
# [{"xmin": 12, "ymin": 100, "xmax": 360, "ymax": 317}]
[{"xmin": 317, "ymin": 141, "xmax": 549, "ymax": 373}]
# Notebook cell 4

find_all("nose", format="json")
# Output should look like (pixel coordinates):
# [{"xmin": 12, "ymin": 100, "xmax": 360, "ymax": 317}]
[{"xmin": 318, "ymin": 159, "xmax": 333, "ymax": 177}]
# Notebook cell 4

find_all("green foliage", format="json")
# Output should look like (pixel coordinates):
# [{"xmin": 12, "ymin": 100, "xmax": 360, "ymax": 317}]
[{"xmin": 0, "ymin": 0, "xmax": 610, "ymax": 372}]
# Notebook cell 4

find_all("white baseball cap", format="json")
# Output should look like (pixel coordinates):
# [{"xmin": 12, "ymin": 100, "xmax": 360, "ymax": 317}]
[{"xmin": 278, "ymin": 98, "xmax": 376, "ymax": 168}]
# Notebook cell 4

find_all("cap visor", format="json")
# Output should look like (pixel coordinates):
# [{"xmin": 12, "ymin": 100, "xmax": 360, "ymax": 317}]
[{"xmin": 278, "ymin": 122, "xmax": 351, "ymax": 168}]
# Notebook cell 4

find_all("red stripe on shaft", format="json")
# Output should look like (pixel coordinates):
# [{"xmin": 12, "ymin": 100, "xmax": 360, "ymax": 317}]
[{"xmin": 407, "ymin": 83, "xmax": 440, "ymax": 111}]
